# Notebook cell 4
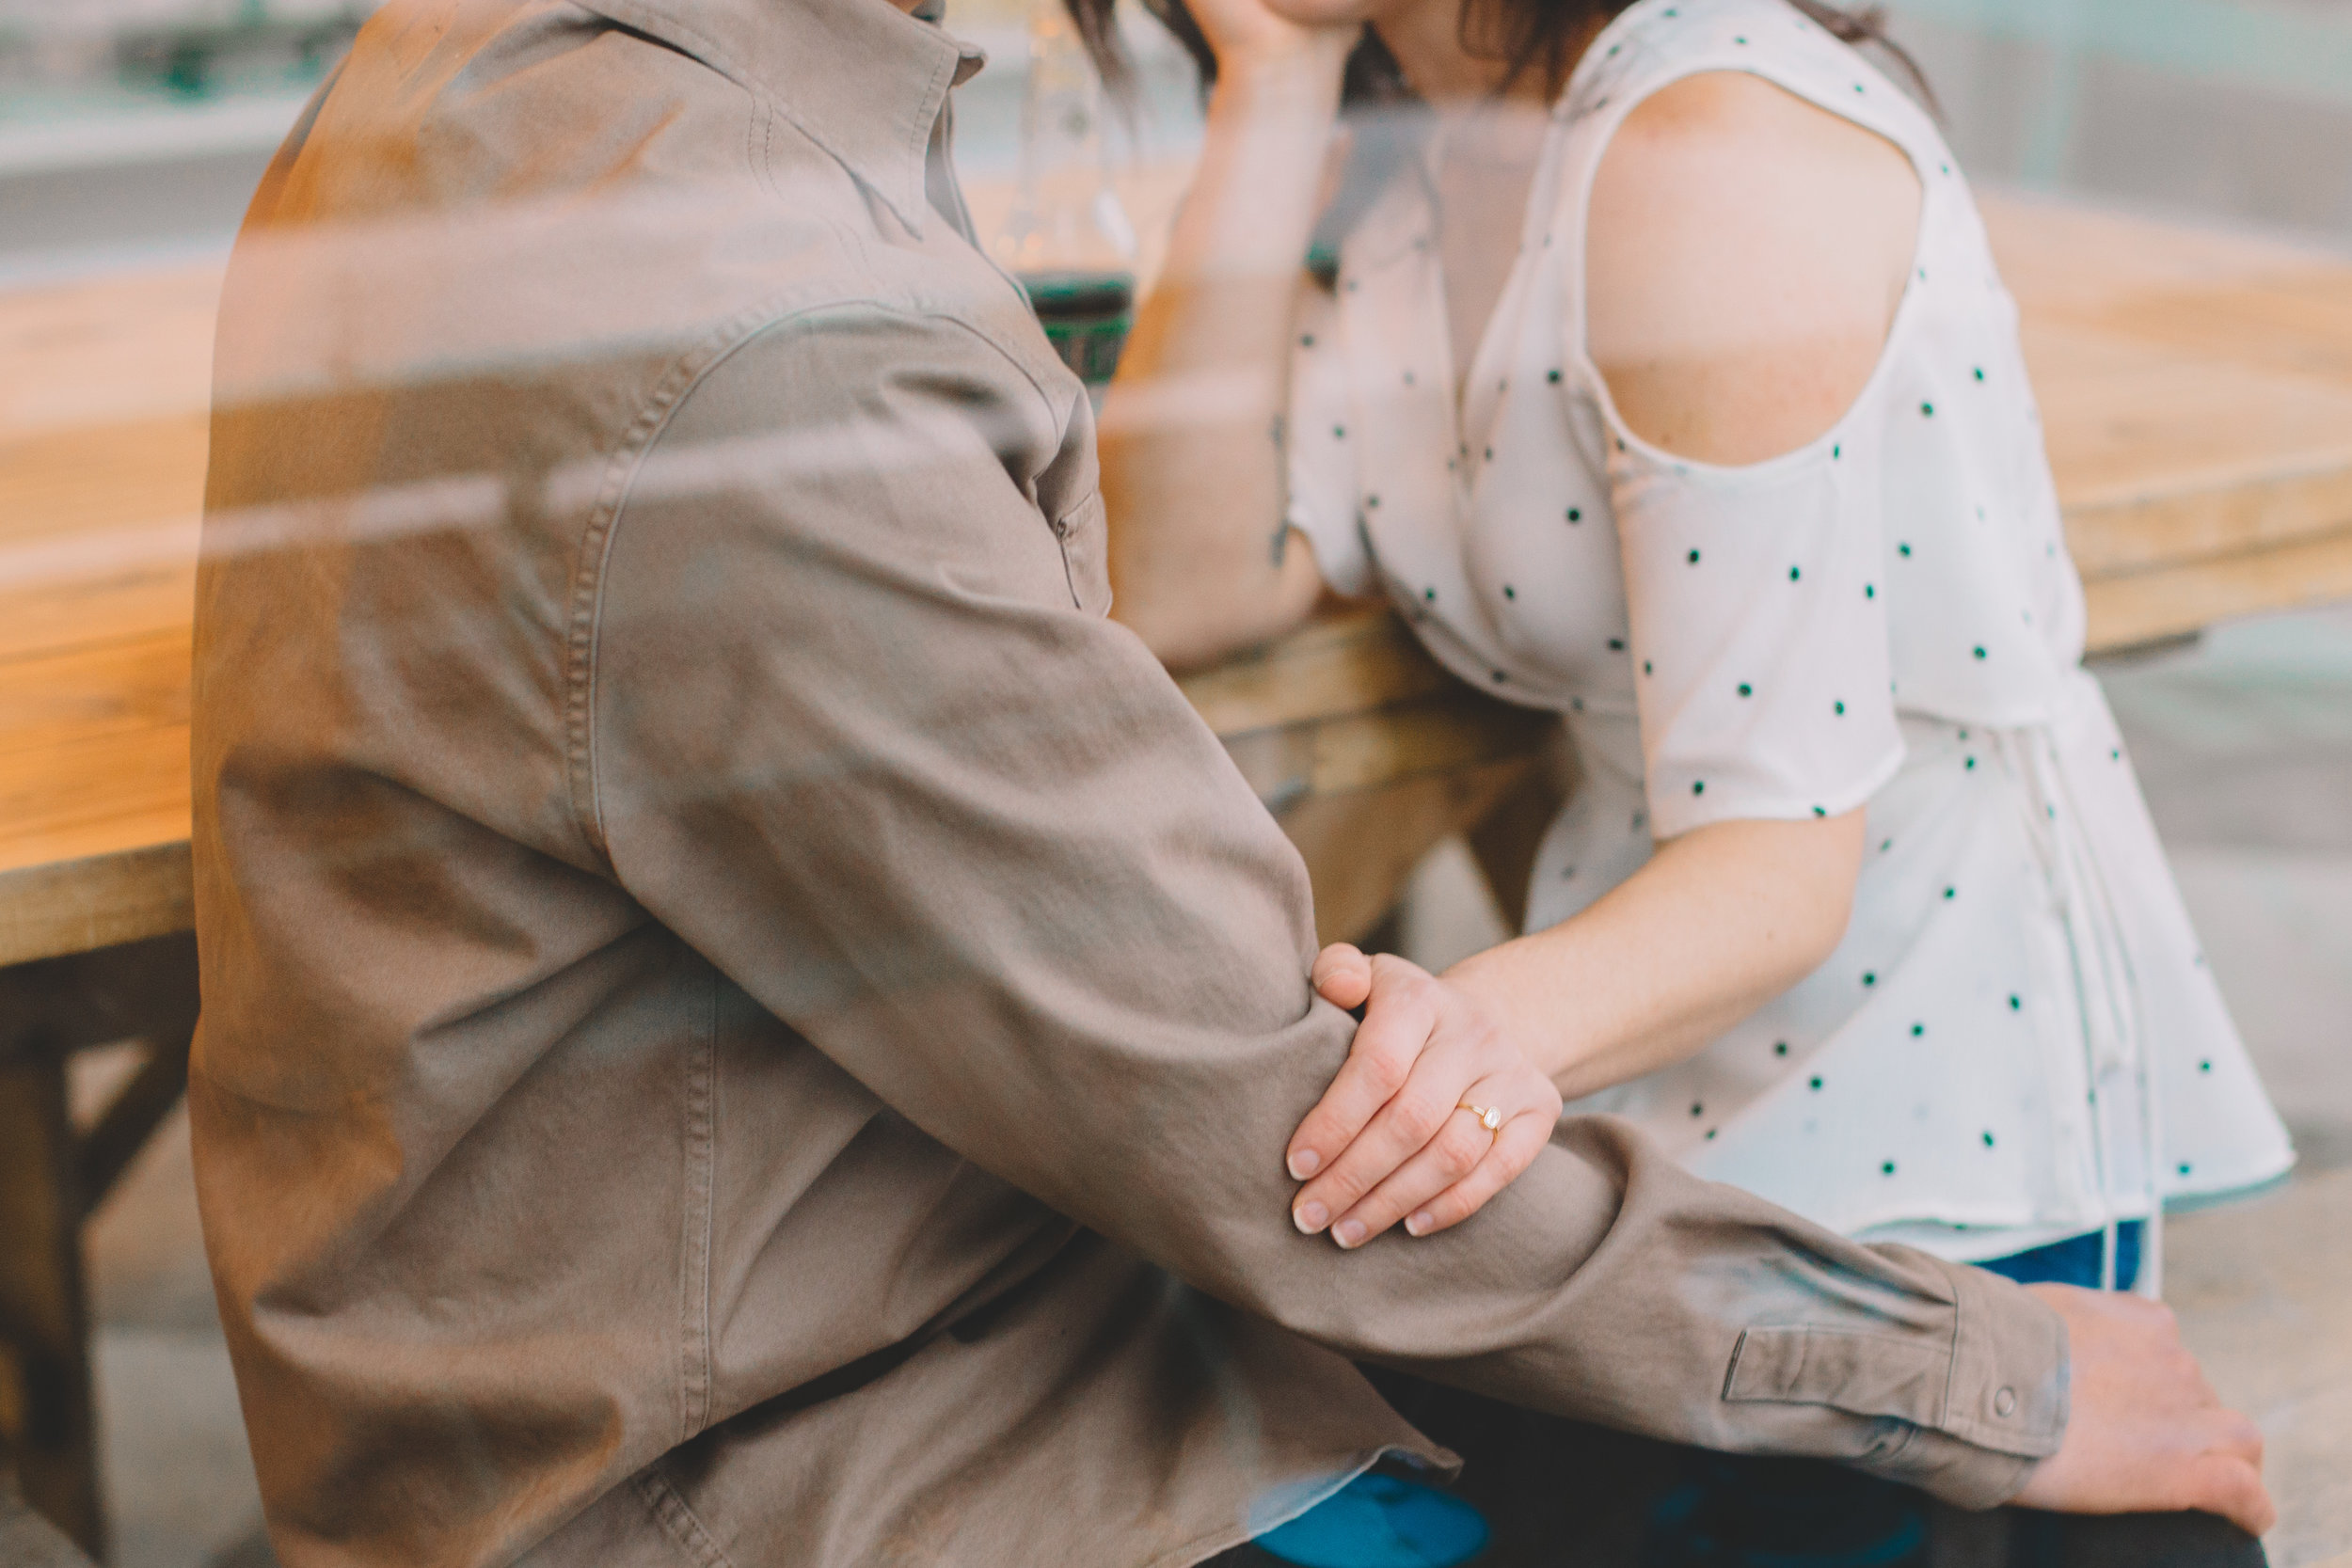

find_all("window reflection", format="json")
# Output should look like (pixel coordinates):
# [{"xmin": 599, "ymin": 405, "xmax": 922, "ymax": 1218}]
[{"xmin": 1, "ymin": 1, "xmax": 2347, "ymax": 1564}]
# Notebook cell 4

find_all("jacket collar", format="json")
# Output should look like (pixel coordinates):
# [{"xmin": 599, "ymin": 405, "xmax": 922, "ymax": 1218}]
[{"xmin": 575, "ymin": 0, "xmax": 983, "ymax": 230}]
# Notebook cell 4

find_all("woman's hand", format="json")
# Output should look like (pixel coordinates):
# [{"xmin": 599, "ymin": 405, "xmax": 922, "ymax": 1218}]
[
  {"xmin": 1180, "ymin": 0, "xmax": 1358, "ymax": 76},
  {"xmin": 1285, "ymin": 944, "xmax": 1564, "ymax": 1247}
]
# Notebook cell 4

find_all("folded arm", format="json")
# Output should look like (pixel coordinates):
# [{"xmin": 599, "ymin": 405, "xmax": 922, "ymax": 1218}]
[{"xmin": 586, "ymin": 304, "xmax": 2066, "ymax": 1508}]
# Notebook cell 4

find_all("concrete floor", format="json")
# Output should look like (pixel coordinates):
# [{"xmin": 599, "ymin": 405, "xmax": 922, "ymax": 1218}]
[
  {"xmin": 79, "ymin": 1105, "xmax": 260, "ymax": 1568},
  {"xmin": 2107, "ymin": 611, "xmax": 2352, "ymax": 1566},
  {"xmin": 2169, "ymin": 1168, "xmax": 2352, "ymax": 1568},
  {"xmin": 68, "ymin": 607, "xmax": 2352, "ymax": 1567}
]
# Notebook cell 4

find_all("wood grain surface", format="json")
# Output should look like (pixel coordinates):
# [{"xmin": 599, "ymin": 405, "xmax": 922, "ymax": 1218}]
[{"xmin": 4, "ymin": 193, "xmax": 2350, "ymax": 965}]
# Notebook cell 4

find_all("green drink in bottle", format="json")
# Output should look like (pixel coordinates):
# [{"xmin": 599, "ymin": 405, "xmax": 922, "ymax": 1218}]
[{"xmin": 1025, "ymin": 271, "xmax": 1135, "ymax": 389}]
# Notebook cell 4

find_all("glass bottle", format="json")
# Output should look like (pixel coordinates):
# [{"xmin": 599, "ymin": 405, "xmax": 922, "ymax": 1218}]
[{"xmin": 993, "ymin": 0, "xmax": 1137, "ymax": 393}]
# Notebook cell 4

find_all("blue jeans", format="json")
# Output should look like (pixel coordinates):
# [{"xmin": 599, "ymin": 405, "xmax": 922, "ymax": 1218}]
[
  {"xmin": 1975, "ymin": 1220, "xmax": 2145, "ymax": 1291},
  {"xmin": 1620, "ymin": 1222, "xmax": 2157, "ymax": 1567},
  {"xmin": 1237, "ymin": 1223, "xmax": 2178, "ymax": 1568}
]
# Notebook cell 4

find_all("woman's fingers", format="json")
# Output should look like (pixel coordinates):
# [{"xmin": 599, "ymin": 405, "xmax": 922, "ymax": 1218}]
[
  {"xmin": 1291, "ymin": 981, "xmax": 1470, "ymax": 1231},
  {"xmin": 1332, "ymin": 1089, "xmax": 1556, "ymax": 1246},
  {"xmin": 1295, "ymin": 1012, "xmax": 1556, "ymax": 1243},
  {"xmin": 1400, "ymin": 1104, "xmax": 1555, "ymax": 1238},
  {"xmin": 1325, "ymin": 1103, "xmax": 1501, "ymax": 1247},
  {"xmin": 1289, "ymin": 1063, "xmax": 1450, "ymax": 1234},
  {"xmin": 1311, "ymin": 942, "xmax": 1373, "ymax": 1011},
  {"xmin": 1287, "ymin": 950, "xmax": 1558, "ymax": 1244},
  {"xmin": 1286, "ymin": 955, "xmax": 1436, "ymax": 1183},
  {"xmin": 1179, "ymin": 0, "xmax": 1356, "ymax": 76},
  {"xmin": 1303, "ymin": 1088, "xmax": 1491, "ymax": 1246}
]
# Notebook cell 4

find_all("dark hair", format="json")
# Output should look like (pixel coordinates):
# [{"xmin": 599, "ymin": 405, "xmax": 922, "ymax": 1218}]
[{"xmin": 1072, "ymin": 0, "xmax": 1931, "ymax": 119}]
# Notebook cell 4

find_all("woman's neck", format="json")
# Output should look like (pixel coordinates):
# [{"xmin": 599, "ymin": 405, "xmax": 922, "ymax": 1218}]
[{"xmin": 1366, "ymin": 0, "xmax": 1612, "ymax": 396}]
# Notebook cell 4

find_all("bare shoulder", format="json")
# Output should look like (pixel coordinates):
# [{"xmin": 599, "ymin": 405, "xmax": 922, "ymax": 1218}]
[
  {"xmin": 1597, "ymin": 70, "xmax": 1920, "ymax": 211},
  {"xmin": 1585, "ymin": 71, "xmax": 1926, "ymax": 463}
]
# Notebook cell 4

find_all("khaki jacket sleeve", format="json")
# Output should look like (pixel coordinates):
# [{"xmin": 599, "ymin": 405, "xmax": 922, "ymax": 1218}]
[{"xmin": 585, "ymin": 303, "xmax": 2067, "ymax": 1510}]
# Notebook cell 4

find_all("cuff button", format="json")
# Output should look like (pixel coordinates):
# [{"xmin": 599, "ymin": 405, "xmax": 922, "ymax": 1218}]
[{"xmin": 1994, "ymin": 1387, "xmax": 2018, "ymax": 1418}]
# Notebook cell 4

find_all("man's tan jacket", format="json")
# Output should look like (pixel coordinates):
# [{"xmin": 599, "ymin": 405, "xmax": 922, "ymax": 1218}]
[{"xmin": 188, "ymin": 0, "xmax": 2068, "ymax": 1561}]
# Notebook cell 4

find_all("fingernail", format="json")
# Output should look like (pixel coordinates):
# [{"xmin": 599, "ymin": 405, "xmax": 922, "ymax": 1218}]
[
  {"xmin": 1288, "ymin": 1148, "xmax": 1320, "ymax": 1180},
  {"xmin": 1294, "ymin": 1200, "xmax": 1328, "ymax": 1235},
  {"xmin": 1333, "ymin": 1218, "xmax": 1367, "ymax": 1249},
  {"xmin": 1406, "ymin": 1211, "xmax": 1433, "ymax": 1237}
]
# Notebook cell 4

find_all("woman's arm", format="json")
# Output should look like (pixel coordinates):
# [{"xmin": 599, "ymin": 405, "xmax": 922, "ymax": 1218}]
[
  {"xmin": 1287, "ymin": 72, "xmax": 1922, "ymax": 1229},
  {"xmin": 1451, "ymin": 811, "xmax": 1867, "ymax": 1099},
  {"xmin": 1463, "ymin": 73, "xmax": 1918, "ymax": 1093},
  {"xmin": 1098, "ymin": 20, "xmax": 1354, "ymax": 670}
]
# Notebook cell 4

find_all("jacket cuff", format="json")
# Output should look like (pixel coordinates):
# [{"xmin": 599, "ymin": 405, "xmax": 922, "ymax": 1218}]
[
  {"xmin": 1933, "ymin": 1255, "xmax": 2070, "ymax": 1460},
  {"xmin": 1720, "ymin": 1252, "xmax": 2070, "ymax": 1510},
  {"xmin": 1874, "ymin": 1257, "xmax": 2071, "ymax": 1509},
  {"xmin": 1863, "ymin": 1427, "xmax": 2040, "ymax": 1512}
]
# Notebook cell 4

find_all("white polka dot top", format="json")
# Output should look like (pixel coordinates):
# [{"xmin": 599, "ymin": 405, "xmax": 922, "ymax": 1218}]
[{"xmin": 1282, "ymin": 0, "xmax": 2292, "ymax": 1271}]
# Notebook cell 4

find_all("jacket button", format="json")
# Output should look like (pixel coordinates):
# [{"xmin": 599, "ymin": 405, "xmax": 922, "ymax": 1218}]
[{"xmin": 1994, "ymin": 1387, "xmax": 2017, "ymax": 1418}]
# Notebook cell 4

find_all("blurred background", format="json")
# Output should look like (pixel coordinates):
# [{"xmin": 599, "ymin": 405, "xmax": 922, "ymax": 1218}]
[
  {"xmin": 6, "ymin": 0, "xmax": 2352, "ymax": 280},
  {"xmin": 2, "ymin": 1, "xmax": 2348, "ymax": 1565}
]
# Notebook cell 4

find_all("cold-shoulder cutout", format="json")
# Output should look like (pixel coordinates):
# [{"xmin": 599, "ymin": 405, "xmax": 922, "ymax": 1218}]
[{"xmin": 1585, "ymin": 70, "xmax": 1924, "ymax": 467}]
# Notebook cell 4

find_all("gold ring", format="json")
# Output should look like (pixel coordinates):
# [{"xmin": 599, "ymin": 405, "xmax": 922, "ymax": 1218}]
[{"xmin": 1459, "ymin": 1101, "xmax": 1503, "ymax": 1132}]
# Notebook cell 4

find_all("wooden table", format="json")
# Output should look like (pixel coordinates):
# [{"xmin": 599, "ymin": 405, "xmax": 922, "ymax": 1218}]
[{"xmin": 5, "ymin": 193, "xmax": 2352, "ymax": 1555}]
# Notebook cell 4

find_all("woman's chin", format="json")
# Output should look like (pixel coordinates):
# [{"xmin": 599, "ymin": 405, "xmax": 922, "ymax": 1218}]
[{"xmin": 1258, "ymin": 0, "xmax": 1391, "ymax": 30}]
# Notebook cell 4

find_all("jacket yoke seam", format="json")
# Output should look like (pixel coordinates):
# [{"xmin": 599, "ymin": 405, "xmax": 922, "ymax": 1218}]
[{"xmin": 565, "ymin": 295, "xmax": 1069, "ymax": 865}]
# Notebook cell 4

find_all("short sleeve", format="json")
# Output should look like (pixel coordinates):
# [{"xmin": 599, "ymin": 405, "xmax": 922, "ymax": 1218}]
[
  {"xmin": 1612, "ymin": 435, "xmax": 1904, "ymax": 838},
  {"xmin": 1281, "ymin": 283, "xmax": 1373, "ymax": 596}
]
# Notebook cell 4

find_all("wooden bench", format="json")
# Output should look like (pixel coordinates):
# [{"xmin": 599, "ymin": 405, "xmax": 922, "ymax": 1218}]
[{"xmin": 4, "ymin": 192, "xmax": 2351, "ymax": 1554}]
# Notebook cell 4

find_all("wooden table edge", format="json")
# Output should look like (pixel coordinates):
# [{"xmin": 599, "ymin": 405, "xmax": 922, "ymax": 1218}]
[{"xmin": 0, "ymin": 840, "xmax": 195, "ymax": 970}]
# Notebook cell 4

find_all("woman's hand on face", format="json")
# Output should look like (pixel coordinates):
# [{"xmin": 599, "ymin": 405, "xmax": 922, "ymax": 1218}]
[
  {"xmin": 1184, "ymin": 0, "xmax": 1358, "ymax": 81},
  {"xmin": 1285, "ymin": 945, "xmax": 1563, "ymax": 1247}
]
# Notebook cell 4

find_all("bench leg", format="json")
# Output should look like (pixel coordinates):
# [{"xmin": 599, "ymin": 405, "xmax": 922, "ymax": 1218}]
[
  {"xmin": 0, "ymin": 934, "xmax": 201, "ymax": 1563},
  {"xmin": 0, "ymin": 1046, "xmax": 103, "ymax": 1561}
]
